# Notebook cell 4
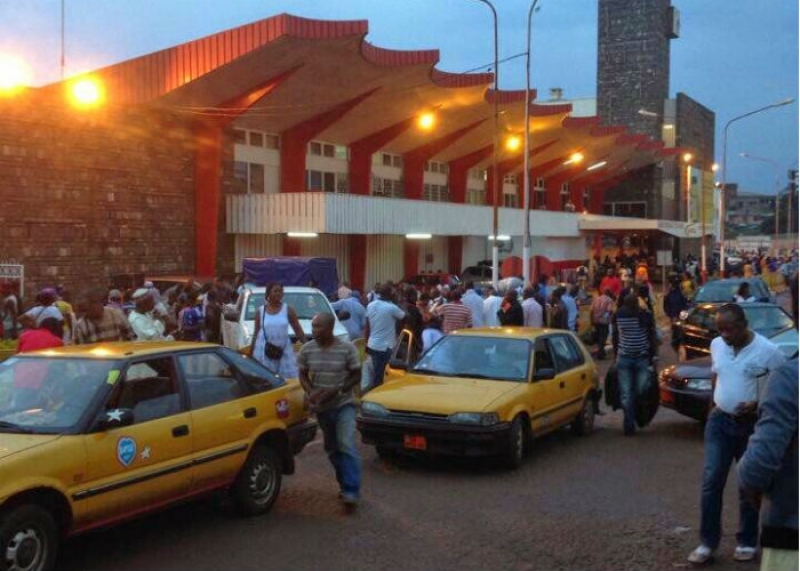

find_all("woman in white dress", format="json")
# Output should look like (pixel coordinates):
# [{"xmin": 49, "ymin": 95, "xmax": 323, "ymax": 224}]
[{"xmin": 250, "ymin": 282, "xmax": 306, "ymax": 378}]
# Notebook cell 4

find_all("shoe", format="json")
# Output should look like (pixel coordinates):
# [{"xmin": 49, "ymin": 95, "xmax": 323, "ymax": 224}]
[
  {"xmin": 733, "ymin": 546, "xmax": 756, "ymax": 562},
  {"xmin": 624, "ymin": 427, "xmax": 636, "ymax": 436},
  {"xmin": 340, "ymin": 492, "xmax": 359, "ymax": 506},
  {"xmin": 687, "ymin": 545, "xmax": 714, "ymax": 565}
]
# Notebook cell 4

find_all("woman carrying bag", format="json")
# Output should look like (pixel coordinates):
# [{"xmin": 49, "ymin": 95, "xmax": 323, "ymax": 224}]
[{"xmin": 250, "ymin": 282, "xmax": 306, "ymax": 378}]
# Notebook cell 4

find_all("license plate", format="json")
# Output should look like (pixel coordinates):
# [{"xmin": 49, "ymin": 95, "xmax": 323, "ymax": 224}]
[
  {"xmin": 660, "ymin": 389, "xmax": 675, "ymax": 404},
  {"xmin": 403, "ymin": 435, "xmax": 427, "ymax": 450}
]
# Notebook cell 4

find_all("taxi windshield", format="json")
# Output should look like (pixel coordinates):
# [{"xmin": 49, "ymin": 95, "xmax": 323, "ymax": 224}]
[
  {"xmin": 244, "ymin": 291, "xmax": 334, "ymax": 321},
  {"xmin": 0, "ymin": 356, "xmax": 119, "ymax": 434},
  {"xmin": 412, "ymin": 336, "xmax": 531, "ymax": 382}
]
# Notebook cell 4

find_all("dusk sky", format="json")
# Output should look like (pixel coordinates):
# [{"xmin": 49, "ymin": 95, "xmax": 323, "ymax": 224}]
[{"xmin": 2, "ymin": 0, "xmax": 797, "ymax": 195}]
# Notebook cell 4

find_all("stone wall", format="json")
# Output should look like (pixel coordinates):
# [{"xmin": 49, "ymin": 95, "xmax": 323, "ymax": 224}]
[{"xmin": 0, "ymin": 90, "xmax": 196, "ymax": 300}]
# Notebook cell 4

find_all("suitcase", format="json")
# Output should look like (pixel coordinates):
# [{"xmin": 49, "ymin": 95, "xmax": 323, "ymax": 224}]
[{"xmin": 604, "ymin": 363, "xmax": 660, "ymax": 428}]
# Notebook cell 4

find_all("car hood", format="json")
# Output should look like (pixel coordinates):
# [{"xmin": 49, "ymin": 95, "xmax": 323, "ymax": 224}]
[
  {"xmin": 0, "ymin": 433, "xmax": 61, "ymax": 461},
  {"xmin": 770, "ymin": 328, "xmax": 799, "ymax": 359},
  {"xmin": 242, "ymin": 318, "xmax": 348, "ymax": 344},
  {"xmin": 364, "ymin": 375, "xmax": 519, "ymax": 414},
  {"xmin": 669, "ymin": 357, "xmax": 712, "ymax": 379}
]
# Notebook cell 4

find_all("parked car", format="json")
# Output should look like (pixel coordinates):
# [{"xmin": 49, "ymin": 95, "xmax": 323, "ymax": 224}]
[
  {"xmin": 400, "ymin": 273, "xmax": 460, "ymax": 289},
  {"xmin": 0, "ymin": 341, "xmax": 316, "ymax": 571},
  {"xmin": 357, "ymin": 327, "xmax": 598, "ymax": 469},
  {"xmin": 676, "ymin": 302, "xmax": 795, "ymax": 360},
  {"xmin": 221, "ymin": 286, "xmax": 350, "ymax": 350},
  {"xmin": 689, "ymin": 277, "xmax": 773, "ymax": 307},
  {"xmin": 661, "ymin": 314, "xmax": 799, "ymax": 422}
]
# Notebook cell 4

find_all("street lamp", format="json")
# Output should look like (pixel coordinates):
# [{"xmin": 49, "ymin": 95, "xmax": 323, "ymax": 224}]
[
  {"xmin": 683, "ymin": 152, "xmax": 693, "ymax": 224},
  {"xmin": 739, "ymin": 152, "xmax": 781, "ymax": 254},
  {"xmin": 522, "ymin": 0, "xmax": 540, "ymax": 288},
  {"xmin": 470, "ymin": 0, "xmax": 501, "ymax": 288},
  {"xmin": 719, "ymin": 97, "xmax": 794, "ymax": 276}
]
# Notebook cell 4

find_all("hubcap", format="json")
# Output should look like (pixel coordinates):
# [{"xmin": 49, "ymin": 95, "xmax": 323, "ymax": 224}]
[
  {"xmin": 513, "ymin": 423, "xmax": 523, "ymax": 458},
  {"xmin": 5, "ymin": 528, "xmax": 44, "ymax": 571},
  {"xmin": 249, "ymin": 459, "xmax": 275, "ymax": 505}
]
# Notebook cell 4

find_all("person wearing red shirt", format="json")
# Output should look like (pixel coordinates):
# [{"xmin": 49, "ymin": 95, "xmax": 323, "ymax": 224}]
[
  {"xmin": 599, "ymin": 268, "xmax": 623, "ymax": 299},
  {"xmin": 16, "ymin": 318, "xmax": 64, "ymax": 354}
]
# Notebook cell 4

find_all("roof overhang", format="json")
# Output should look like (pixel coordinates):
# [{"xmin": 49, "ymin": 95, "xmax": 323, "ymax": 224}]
[{"xmin": 578, "ymin": 216, "xmax": 710, "ymax": 238}]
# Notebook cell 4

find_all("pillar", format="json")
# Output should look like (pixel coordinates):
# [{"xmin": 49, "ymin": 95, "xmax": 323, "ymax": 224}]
[
  {"xmin": 447, "ymin": 236, "xmax": 463, "ymax": 275},
  {"xmin": 349, "ymin": 235, "xmax": 367, "ymax": 291},
  {"xmin": 194, "ymin": 123, "xmax": 223, "ymax": 277}
]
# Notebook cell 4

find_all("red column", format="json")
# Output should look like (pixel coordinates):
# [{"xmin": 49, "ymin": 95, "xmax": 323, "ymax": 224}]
[
  {"xmin": 283, "ymin": 237, "xmax": 301, "ymax": 256},
  {"xmin": 349, "ymin": 118, "xmax": 415, "ymax": 196},
  {"xmin": 403, "ymin": 240, "xmax": 420, "ymax": 279},
  {"xmin": 349, "ymin": 235, "xmax": 367, "ymax": 291},
  {"xmin": 403, "ymin": 154, "xmax": 426, "ymax": 200},
  {"xmin": 447, "ymin": 145, "xmax": 492, "ymax": 204},
  {"xmin": 571, "ymin": 182, "xmax": 586, "ymax": 212},
  {"xmin": 447, "ymin": 236, "xmax": 463, "ymax": 275},
  {"xmin": 194, "ymin": 123, "xmax": 223, "ymax": 277}
]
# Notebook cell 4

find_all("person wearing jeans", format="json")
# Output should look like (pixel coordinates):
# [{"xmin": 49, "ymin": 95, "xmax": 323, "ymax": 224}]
[
  {"xmin": 297, "ymin": 313, "xmax": 362, "ymax": 506},
  {"xmin": 612, "ymin": 293, "xmax": 657, "ymax": 436},
  {"xmin": 687, "ymin": 304, "xmax": 786, "ymax": 565},
  {"xmin": 364, "ymin": 284, "xmax": 405, "ymax": 392}
]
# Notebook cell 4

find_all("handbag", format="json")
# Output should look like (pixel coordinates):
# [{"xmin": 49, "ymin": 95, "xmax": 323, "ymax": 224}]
[{"xmin": 261, "ymin": 307, "xmax": 284, "ymax": 360}]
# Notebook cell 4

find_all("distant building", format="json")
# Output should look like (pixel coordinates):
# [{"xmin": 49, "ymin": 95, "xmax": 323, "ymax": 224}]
[{"xmin": 724, "ymin": 186, "xmax": 776, "ymax": 228}]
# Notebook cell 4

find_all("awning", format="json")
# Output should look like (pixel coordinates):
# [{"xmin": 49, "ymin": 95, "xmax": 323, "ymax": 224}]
[{"xmin": 578, "ymin": 216, "xmax": 711, "ymax": 239}]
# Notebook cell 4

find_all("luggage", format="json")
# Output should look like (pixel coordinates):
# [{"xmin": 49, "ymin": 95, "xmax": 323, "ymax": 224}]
[{"xmin": 604, "ymin": 363, "xmax": 660, "ymax": 428}]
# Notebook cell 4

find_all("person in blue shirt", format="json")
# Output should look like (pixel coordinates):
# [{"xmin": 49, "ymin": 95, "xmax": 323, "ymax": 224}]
[
  {"xmin": 562, "ymin": 285, "xmax": 579, "ymax": 332},
  {"xmin": 331, "ymin": 291, "xmax": 366, "ymax": 341}
]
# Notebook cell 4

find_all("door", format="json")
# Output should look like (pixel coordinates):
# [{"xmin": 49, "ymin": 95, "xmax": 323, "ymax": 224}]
[
  {"xmin": 80, "ymin": 356, "xmax": 192, "ymax": 525},
  {"xmin": 548, "ymin": 334, "xmax": 589, "ymax": 423},
  {"xmin": 526, "ymin": 337, "xmax": 566, "ymax": 434},
  {"xmin": 179, "ymin": 350, "xmax": 275, "ymax": 491},
  {"xmin": 384, "ymin": 329, "xmax": 416, "ymax": 382}
]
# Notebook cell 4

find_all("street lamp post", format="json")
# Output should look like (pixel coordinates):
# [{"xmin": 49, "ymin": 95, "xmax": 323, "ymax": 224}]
[
  {"xmin": 718, "ymin": 98, "xmax": 794, "ymax": 276},
  {"xmin": 471, "ymin": 0, "xmax": 501, "ymax": 289},
  {"xmin": 522, "ymin": 0, "xmax": 540, "ymax": 287},
  {"xmin": 739, "ymin": 152, "xmax": 781, "ymax": 254},
  {"xmin": 683, "ymin": 152, "xmax": 693, "ymax": 224}
]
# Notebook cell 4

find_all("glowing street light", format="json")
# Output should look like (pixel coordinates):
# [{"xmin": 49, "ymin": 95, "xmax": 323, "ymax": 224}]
[
  {"xmin": 417, "ymin": 112, "xmax": 436, "ymax": 131},
  {"xmin": 505, "ymin": 135, "xmax": 522, "ymax": 152},
  {"xmin": 0, "ymin": 54, "xmax": 31, "ymax": 94},
  {"xmin": 563, "ymin": 152, "xmax": 584, "ymax": 166},
  {"xmin": 68, "ymin": 77, "xmax": 104, "ymax": 108}
]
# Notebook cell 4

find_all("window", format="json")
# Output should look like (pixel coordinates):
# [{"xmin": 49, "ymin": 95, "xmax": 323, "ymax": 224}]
[
  {"xmin": 470, "ymin": 168, "xmax": 487, "ymax": 181},
  {"xmin": 583, "ymin": 188, "xmax": 590, "ymax": 210},
  {"xmin": 533, "ymin": 338, "xmax": 555, "ymax": 373},
  {"xmin": 393, "ymin": 155, "xmax": 403, "ymax": 168},
  {"xmin": 309, "ymin": 141, "xmax": 322, "ymax": 156},
  {"xmin": 550, "ymin": 336, "xmax": 584, "ymax": 372},
  {"xmin": 233, "ymin": 129, "xmax": 247, "ymax": 144},
  {"xmin": 467, "ymin": 187, "xmax": 486, "ymax": 205},
  {"xmin": 113, "ymin": 357, "xmax": 181, "ymax": 424},
  {"xmin": 334, "ymin": 145, "xmax": 348, "ymax": 160},
  {"xmin": 323, "ymin": 143, "xmax": 335, "ymax": 158},
  {"xmin": 534, "ymin": 188, "xmax": 546, "ymax": 209},
  {"xmin": 249, "ymin": 163, "xmax": 264, "ymax": 194},
  {"xmin": 503, "ymin": 174, "xmax": 517, "ymax": 184},
  {"xmin": 265, "ymin": 134, "xmax": 280, "ymax": 149},
  {"xmin": 323, "ymin": 172, "xmax": 336, "ymax": 193},
  {"xmin": 223, "ymin": 349, "xmax": 284, "ymax": 391},
  {"xmin": 179, "ymin": 352, "xmax": 246, "ymax": 409},
  {"xmin": 503, "ymin": 193, "xmax": 518, "ymax": 208},
  {"xmin": 382, "ymin": 153, "xmax": 393, "ymax": 166},
  {"xmin": 249, "ymin": 132, "xmax": 264, "ymax": 147},
  {"xmin": 233, "ymin": 161, "xmax": 248, "ymax": 194},
  {"xmin": 423, "ymin": 183, "xmax": 449, "ymax": 202},
  {"xmin": 307, "ymin": 170, "xmax": 323, "ymax": 191},
  {"xmin": 560, "ymin": 183, "xmax": 571, "ymax": 210}
]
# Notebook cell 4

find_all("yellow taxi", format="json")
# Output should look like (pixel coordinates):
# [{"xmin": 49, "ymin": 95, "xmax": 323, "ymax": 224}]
[
  {"xmin": 0, "ymin": 342, "xmax": 316, "ymax": 571},
  {"xmin": 357, "ymin": 327, "xmax": 599, "ymax": 469}
]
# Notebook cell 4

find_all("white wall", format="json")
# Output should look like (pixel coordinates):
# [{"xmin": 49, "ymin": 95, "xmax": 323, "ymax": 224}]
[
  {"xmin": 365, "ymin": 235, "xmax": 404, "ymax": 287},
  {"xmin": 416, "ymin": 236, "xmax": 449, "ymax": 273},
  {"xmin": 306, "ymin": 155, "xmax": 348, "ymax": 175}
]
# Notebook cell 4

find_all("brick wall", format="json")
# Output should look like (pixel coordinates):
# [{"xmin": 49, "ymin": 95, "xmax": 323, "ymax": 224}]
[{"xmin": 0, "ymin": 90, "xmax": 196, "ymax": 301}]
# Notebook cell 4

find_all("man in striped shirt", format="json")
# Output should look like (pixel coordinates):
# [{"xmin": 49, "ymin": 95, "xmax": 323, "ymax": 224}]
[
  {"xmin": 434, "ymin": 288, "xmax": 473, "ymax": 334},
  {"xmin": 612, "ymin": 293, "xmax": 657, "ymax": 436}
]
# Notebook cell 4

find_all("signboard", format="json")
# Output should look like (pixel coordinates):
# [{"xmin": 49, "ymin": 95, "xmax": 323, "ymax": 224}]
[
  {"xmin": 0, "ymin": 262, "xmax": 24, "ymax": 297},
  {"xmin": 656, "ymin": 250, "xmax": 672, "ymax": 267}
]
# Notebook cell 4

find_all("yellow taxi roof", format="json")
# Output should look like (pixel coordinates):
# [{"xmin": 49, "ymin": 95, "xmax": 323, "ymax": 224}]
[
  {"xmin": 450, "ymin": 327, "xmax": 562, "ymax": 340},
  {"xmin": 18, "ymin": 341, "xmax": 219, "ymax": 359}
]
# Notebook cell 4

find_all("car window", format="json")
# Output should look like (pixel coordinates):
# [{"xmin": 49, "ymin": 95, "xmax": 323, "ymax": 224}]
[
  {"xmin": 110, "ymin": 357, "xmax": 181, "ymax": 424},
  {"xmin": 412, "ymin": 335, "xmax": 530, "ymax": 382},
  {"xmin": 550, "ymin": 335, "xmax": 583, "ymax": 372},
  {"xmin": 686, "ymin": 308, "xmax": 716, "ymax": 330},
  {"xmin": 222, "ymin": 348, "xmax": 285, "ymax": 391},
  {"xmin": 244, "ymin": 291, "xmax": 334, "ymax": 321},
  {"xmin": 533, "ymin": 338, "xmax": 555, "ymax": 373},
  {"xmin": 742, "ymin": 306, "xmax": 794, "ymax": 337},
  {"xmin": 179, "ymin": 352, "xmax": 248, "ymax": 409}
]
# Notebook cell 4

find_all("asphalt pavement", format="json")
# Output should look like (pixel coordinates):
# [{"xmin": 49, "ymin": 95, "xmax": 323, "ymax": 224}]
[{"xmin": 58, "ymin": 335, "xmax": 762, "ymax": 571}]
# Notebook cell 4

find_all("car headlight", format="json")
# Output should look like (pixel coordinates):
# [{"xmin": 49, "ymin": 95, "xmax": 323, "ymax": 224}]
[
  {"xmin": 685, "ymin": 378, "xmax": 712, "ymax": 391},
  {"xmin": 360, "ymin": 401, "xmax": 390, "ymax": 417},
  {"xmin": 448, "ymin": 412, "xmax": 500, "ymax": 426},
  {"xmin": 679, "ymin": 310, "xmax": 689, "ymax": 321}
]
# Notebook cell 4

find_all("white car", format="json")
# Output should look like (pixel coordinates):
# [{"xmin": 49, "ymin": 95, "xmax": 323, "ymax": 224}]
[{"xmin": 221, "ymin": 286, "xmax": 350, "ymax": 350}]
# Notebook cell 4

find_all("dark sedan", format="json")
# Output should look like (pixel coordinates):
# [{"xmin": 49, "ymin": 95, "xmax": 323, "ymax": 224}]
[
  {"xmin": 691, "ymin": 277, "xmax": 772, "ymax": 305},
  {"xmin": 677, "ymin": 302, "xmax": 795, "ymax": 360}
]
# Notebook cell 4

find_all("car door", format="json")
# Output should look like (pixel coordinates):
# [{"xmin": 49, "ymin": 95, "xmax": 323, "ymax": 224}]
[
  {"xmin": 385, "ymin": 329, "xmax": 416, "ymax": 382},
  {"xmin": 526, "ymin": 337, "xmax": 566, "ymax": 434},
  {"xmin": 79, "ymin": 355, "xmax": 193, "ymax": 525},
  {"xmin": 178, "ymin": 349, "xmax": 275, "ymax": 491},
  {"xmin": 543, "ymin": 335, "xmax": 586, "ymax": 425}
]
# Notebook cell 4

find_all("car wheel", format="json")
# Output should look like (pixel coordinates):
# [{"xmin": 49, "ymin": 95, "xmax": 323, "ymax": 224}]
[
  {"xmin": 231, "ymin": 445, "xmax": 282, "ymax": 517},
  {"xmin": 0, "ymin": 504, "xmax": 59, "ymax": 571},
  {"xmin": 571, "ymin": 395, "xmax": 595, "ymax": 436},
  {"xmin": 502, "ymin": 416, "xmax": 526, "ymax": 470}
]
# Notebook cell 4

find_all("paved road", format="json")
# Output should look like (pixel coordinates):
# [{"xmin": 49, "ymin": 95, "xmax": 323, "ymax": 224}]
[{"xmin": 58, "ymin": 340, "xmax": 760, "ymax": 571}]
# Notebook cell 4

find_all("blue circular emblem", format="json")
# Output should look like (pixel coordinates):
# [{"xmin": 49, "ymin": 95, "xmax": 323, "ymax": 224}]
[{"xmin": 117, "ymin": 436, "xmax": 137, "ymax": 467}]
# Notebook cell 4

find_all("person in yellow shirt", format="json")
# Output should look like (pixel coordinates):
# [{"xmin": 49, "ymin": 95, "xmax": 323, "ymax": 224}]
[
  {"xmin": 55, "ymin": 286, "xmax": 75, "ymax": 344},
  {"xmin": 680, "ymin": 272, "xmax": 696, "ymax": 300}
]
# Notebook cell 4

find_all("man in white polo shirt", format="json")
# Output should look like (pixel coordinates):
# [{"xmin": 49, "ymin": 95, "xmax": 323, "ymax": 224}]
[
  {"xmin": 364, "ymin": 284, "xmax": 405, "ymax": 392},
  {"xmin": 688, "ymin": 303, "xmax": 786, "ymax": 565}
]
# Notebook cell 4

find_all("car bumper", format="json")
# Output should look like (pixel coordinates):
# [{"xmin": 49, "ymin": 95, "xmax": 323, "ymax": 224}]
[
  {"xmin": 287, "ymin": 419, "xmax": 318, "ymax": 456},
  {"xmin": 356, "ymin": 415, "xmax": 511, "ymax": 457},
  {"xmin": 659, "ymin": 383, "xmax": 711, "ymax": 422}
]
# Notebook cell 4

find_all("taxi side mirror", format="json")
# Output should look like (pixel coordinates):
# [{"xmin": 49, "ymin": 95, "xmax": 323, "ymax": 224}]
[
  {"xmin": 96, "ymin": 408, "xmax": 135, "ymax": 431},
  {"xmin": 532, "ymin": 368, "xmax": 556, "ymax": 382}
]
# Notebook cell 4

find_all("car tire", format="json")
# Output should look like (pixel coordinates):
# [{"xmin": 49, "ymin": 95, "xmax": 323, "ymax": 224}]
[
  {"xmin": 571, "ymin": 395, "xmax": 595, "ymax": 436},
  {"xmin": 502, "ymin": 416, "xmax": 526, "ymax": 470},
  {"xmin": 231, "ymin": 445, "xmax": 282, "ymax": 517},
  {"xmin": 0, "ymin": 504, "xmax": 59, "ymax": 571}
]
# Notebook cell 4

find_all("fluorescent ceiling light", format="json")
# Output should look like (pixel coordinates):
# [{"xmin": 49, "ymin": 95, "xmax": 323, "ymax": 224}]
[
  {"xmin": 406, "ymin": 233, "xmax": 432, "ymax": 239},
  {"xmin": 488, "ymin": 235, "xmax": 511, "ymax": 241},
  {"xmin": 287, "ymin": 232, "xmax": 318, "ymax": 238},
  {"xmin": 587, "ymin": 160, "xmax": 608, "ymax": 172}
]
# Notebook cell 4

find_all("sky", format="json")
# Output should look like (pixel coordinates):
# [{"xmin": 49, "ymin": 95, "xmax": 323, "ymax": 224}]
[{"xmin": 1, "ymin": 0, "xmax": 797, "ymax": 195}]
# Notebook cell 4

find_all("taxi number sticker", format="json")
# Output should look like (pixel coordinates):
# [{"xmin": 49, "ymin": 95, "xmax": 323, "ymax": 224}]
[
  {"xmin": 275, "ymin": 399, "xmax": 290, "ymax": 419},
  {"xmin": 106, "ymin": 370, "xmax": 121, "ymax": 385}
]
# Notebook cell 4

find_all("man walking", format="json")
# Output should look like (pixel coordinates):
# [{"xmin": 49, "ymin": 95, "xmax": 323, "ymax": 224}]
[
  {"xmin": 364, "ymin": 284, "xmax": 404, "ymax": 391},
  {"xmin": 687, "ymin": 304, "xmax": 786, "ymax": 565},
  {"xmin": 590, "ymin": 288, "xmax": 614, "ymax": 359},
  {"xmin": 521, "ymin": 287, "xmax": 543, "ymax": 328},
  {"xmin": 461, "ymin": 281, "xmax": 485, "ymax": 328},
  {"xmin": 297, "ymin": 313, "xmax": 362, "ymax": 506},
  {"xmin": 737, "ymin": 357, "xmax": 798, "ymax": 571},
  {"xmin": 73, "ymin": 287, "xmax": 133, "ymax": 344}
]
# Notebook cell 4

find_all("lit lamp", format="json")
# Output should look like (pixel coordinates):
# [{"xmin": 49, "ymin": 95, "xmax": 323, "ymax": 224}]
[
  {"xmin": 683, "ymin": 152, "xmax": 693, "ymax": 224},
  {"xmin": 68, "ymin": 77, "xmax": 105, "ymax": 108},
  {"xmin": 0, "ymin": 54, "xmax": 31, "ymax": 95},
  {"xmin": 417, "ymin": 112, "xmax": 436, "ymax": 131}
]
